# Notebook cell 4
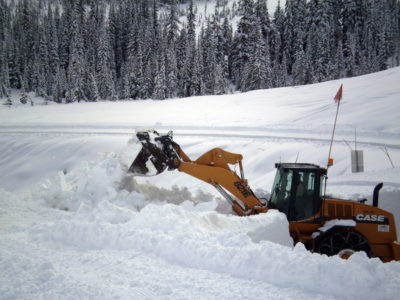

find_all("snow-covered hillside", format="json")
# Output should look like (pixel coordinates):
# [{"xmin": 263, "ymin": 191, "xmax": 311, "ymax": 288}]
[{"xmin": 1, "ymin": 68, "xmax": 400, "ymax": 299}]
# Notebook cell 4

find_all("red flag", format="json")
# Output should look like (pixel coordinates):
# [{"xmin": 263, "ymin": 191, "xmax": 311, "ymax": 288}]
[{"xmin": 334, "ymin": 84, "xmax": 343, "ymax": 103}]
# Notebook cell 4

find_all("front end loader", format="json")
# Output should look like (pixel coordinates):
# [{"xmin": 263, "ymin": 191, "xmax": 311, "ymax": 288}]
[
  {"xmin": 129, "ymin": 130, "xmax": 268, "ymax": 216},
  {"xmin": 129, "ymin": 130, "xmax": 400, "ymax": 262}
]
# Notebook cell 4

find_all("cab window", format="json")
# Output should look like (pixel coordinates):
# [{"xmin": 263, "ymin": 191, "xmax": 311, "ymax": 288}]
[
  {"xmin": 269, "ymin": 169, "xmax": 293, "ymax": 215},
  {"xmin": 270, "ymin": 169, "xmax": 322, "ymax": 221},
  {"xmin": 293, "ymin": 171, "xmax": 316, "ymax": 220}
]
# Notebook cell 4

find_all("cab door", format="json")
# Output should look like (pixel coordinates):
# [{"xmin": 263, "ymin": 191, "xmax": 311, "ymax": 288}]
[{"xmin": 289, "ymin": 170, "xmax": 322, "ymax": 221}]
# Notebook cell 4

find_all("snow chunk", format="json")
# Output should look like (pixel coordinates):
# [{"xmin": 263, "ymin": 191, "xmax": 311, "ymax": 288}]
[{"xmin": 246, "ymin": 209, "xmax": 292, "ymax": 246}]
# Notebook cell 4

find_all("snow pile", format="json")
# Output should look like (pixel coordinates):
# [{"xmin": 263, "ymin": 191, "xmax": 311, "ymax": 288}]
[
  {"xmin": 37, "ymin": 152, "xmax": 142, "ymax": 212},
  {"xmin": 33, "ymin": 149, "xmax": 292, "ymax": 246},
  {"xmin": 34, "ymin": 149, "xmax": 215, "ymax": 212},
  {"xmin": 41, "ymin": 203, "xmax": 400, "ymax": 300}
]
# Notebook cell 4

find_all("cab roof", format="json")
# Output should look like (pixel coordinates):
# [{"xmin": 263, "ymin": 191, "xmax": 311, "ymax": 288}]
[{"xmin": 275, "ymin": 163, "xmax": 327, "ymax": 175}]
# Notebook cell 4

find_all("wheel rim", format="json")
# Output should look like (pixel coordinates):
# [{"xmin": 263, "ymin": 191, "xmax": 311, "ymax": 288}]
[{"xmin": 317, "ymin": 231, "xmax": 373, "ymax": 258}]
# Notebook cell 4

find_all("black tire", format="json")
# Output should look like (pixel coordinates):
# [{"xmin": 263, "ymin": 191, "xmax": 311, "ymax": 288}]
[{"xmin": 316, "ymin": 231, "xmax": 373, "ymax": 258}]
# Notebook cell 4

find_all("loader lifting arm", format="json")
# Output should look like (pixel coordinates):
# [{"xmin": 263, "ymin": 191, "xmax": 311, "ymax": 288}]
[{"xmin": 129, "ymin": 130, "xmax": 268, "ymax": 216}]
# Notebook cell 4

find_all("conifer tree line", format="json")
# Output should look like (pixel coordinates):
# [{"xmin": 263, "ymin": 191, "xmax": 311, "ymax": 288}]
[{"xmin": 0, "ymin": 0, "xmax": 399, "ymax": 102}]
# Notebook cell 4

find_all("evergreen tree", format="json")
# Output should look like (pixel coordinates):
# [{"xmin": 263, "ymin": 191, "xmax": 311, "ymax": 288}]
[
  {"xmin": 334, "ymin": 39, "xmax": 346, "ymax": 79},
  {"xmin": 182, "ymin": 0, "xmax": 197, "ymax": 97},
  {"xmin": 0, "ymin": 0, "xmax": 11, "ymax": 97},
  {"xmin": 214, "ymin": 62, "xmax": 228, "ymax": 95},
  {"xmin": 342, "ymin": 0, "xmax": 363, "ymax": 76},
  {"xmin": 7, "ymin": 38, "xmax": 19, "ymax": 90},
  {"xmin": 344, "ymin": 31, "xmax": 357, "ymax": 77},
  {"xmin": 200, "ymin": 18, "xmax": 218, "ymax": 94},
  {"xmin": 243, "ymin": 24, "xmax": 272, "ymax": 91},
  {"xmin": 52, "ymin": 68, "xmax": 65, "ymax": 103},
  {"xmin": 284, "ymin": 0, "xmax": 307, "ymax": 76},
  {"xmin": 36, "ymin": 24, "xmax": 49, "ymax": 98},
  {"xmin": 66, "ymin": 0, "xmax": 85, "ymax": 103},
  {"xmin": 14, "ymin": 0, "xmax": 39, "ymax": 91},
  {"xmin": 153, "ymin": 59, "xmax": 167, "ymax": 100},
  {"xmin": 108, "ymin": 1, "xmax": 124, "ymax": 81},
  {"xmin": 271, "ymin": 1, "xmax": 287, "ymax": 87},
  {"xmin": 166, "ymin": 0, "xmax": 180, "ymax": 48},
  {"xmin": 193, "ymin": 50, "xmax": 204, "ymax": 95},
  {"xmin": 86, "ymin": 72, "xmax": 99, "ymax": 101},
  {"xmin": 255, "ymin": 0, "xmax": 272, "ymax": 46},
  {"xmin": 0, "ymin": 35, "xmax": 10, "ymax": 98},
  {"xmin": 59, "ymin": 0, "xmax": 72, "ymax": 73},
  {"xmin": 221, "ymin": 17, "xmax": 233, "ymax": 80},
  {"xmin": 378, "ymin": 0, "xmax": 399, "ymax": 69},
  {"xmin": 84, "ymin": 2, "xmax": 102, "ymax": 79},
  {"xmin": 232, "ymin": 0, "xmax": 258, "ymax": 90},
  {"xmin": 141, "ymin": 60, "xmax": 154, "ymax": 99},
  {"xmin": 292, "ymin": 47, "xmax": 311, "ymax": 85},
  {"xmin": 96, "ymin": 18, "xmax": 116, "ymax": 100},
  {"xmin": 20, "ymin": 90, "xmax": 28, "ymax": 104},
  {"xmin": 46, "ymin": 3, "xmax": 61, "ymax": 101},
  {"xmin": 0, "ymin": 0, "xmax": 9, "ymax": 42},
  {"xmin": 213, "ymin": 13, "xmax": 231, "ymax": 94},
  {"xmin": 119, "ymin": 63, "xmax": 131, "ymax": 100},
  {"xmin": 307, "ymin": 0, "xmax": 335, "ymax": 82},
  {"xmin": 0, "ymin": 45, "xmax": 10, "ymax": 97},
  {"xmin": 176, "ymin": 26, "xmax": 188, "ymax": 96},
  {"xmin": 166, "ymin": 47, "xmax": 179, "ymax": 98}
]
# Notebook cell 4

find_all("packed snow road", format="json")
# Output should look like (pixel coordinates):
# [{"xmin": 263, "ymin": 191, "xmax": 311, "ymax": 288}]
[{"xmin": 1, "ymin": 124, "xmax": 400, "ymax": 149}]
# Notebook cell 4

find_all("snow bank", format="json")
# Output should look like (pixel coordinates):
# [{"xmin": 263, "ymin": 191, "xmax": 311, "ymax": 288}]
[
  {"xmin": 35, "ymin": 150, "xmax": 214, "ymax": 213},
  {"xmin": 39, "ymin": 200, "xmax": 400, "ymax": 300},
  {"xmin": 33, "ymin": 149, "xmax": 292, "ymax": 246}
]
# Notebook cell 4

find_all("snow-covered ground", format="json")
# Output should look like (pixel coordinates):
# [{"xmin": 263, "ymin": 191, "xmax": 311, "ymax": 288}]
[{"xmin": 1, "ymin": 67, "xmax": 400, "ymax": 299}]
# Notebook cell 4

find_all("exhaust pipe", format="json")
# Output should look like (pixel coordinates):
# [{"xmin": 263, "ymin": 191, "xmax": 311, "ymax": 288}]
[{"xmin": 373, "ymin": 182, "xmax": 384, "ymax": 207}]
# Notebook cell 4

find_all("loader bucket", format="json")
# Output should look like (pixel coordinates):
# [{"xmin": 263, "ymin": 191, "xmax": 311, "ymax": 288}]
[{"xmin": 128, "ymin": 131, "xmax": 169, "ymax": 176}]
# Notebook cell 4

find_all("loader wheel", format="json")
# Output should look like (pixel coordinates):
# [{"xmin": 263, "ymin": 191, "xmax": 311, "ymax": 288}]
[{"xmin": 316, "ymin": 231, "xmax": 373, "ymax": 259}]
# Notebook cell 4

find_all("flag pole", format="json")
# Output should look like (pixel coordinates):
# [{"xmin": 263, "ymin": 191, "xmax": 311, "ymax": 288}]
[
  {"xmin": 327, "ymin": 84, "xmax": 343, "ymax": 173},
  {"xmin": 323, "ymin": 84, "xmax": 343, "ymax": 209},
  {"xmin": 327, "ymin": 101, "xmax": 341, "ymax": 170}
]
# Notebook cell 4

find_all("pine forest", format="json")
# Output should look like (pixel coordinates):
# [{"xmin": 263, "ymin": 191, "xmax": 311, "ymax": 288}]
[{"xmin": 0, "ymin": 0, "xmax": 399, "ymax": 103}]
